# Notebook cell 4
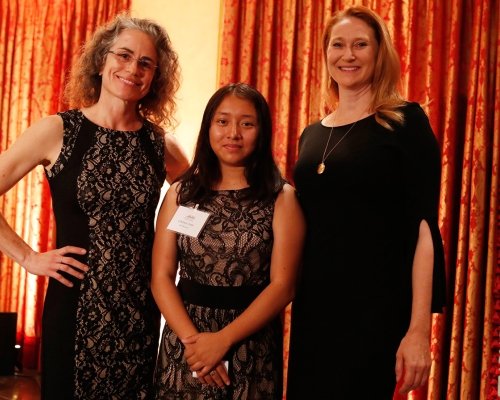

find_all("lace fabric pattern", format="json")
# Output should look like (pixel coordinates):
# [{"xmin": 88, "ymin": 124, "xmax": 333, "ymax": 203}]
[
  {"xmin": 50, "ymin": 109, "xmax": 166, "ymax": 399},
  {"xmin": 154, "ymin": 189, "xmax": 283, "ymax": 400}
]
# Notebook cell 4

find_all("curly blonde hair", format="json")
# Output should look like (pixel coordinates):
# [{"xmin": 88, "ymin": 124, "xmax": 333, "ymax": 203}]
[
  {"xmin": 322, "ymin": 5, "xmax": 406, "ymax": 130},
  {"xmin": 64, "ymin": 14, "xmax": 181, "ymax": 129}
]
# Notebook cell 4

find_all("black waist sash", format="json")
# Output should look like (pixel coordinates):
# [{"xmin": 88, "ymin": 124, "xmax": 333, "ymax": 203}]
[{"xmin": 177, "ymin": 277, "xmax": 269, "ymax": 310}]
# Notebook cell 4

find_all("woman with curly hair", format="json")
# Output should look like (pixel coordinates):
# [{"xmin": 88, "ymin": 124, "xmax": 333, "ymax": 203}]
[{"xmin": 0, "ymin": 14, "xmax": 188, "ymax": 399}]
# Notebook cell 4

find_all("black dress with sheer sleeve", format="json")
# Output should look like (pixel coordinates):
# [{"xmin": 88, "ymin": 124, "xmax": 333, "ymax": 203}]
[
  {"xmin": 42, "ymin": 109, "xmax": 166, "ymax": 399},
  {"xmin": 287, "ymin": 103, "xmax": 446, "ymax": 399}
]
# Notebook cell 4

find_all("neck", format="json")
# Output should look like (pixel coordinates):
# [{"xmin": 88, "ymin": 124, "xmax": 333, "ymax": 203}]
[
  {"xmin": 82, "ymin": 96, "xmax": 143, "ymax": 131},
  {"xmin": 213, "ymin": 165, "xmax": 248, "ymax": 190},
  {"xmin": 333, "ymin": 85, "xmax": 372, "ymax": 125}
]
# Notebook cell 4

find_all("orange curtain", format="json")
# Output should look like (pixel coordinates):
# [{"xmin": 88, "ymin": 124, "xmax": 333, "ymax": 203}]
[
  {"xmin": 219, "ymin": 0, "xmax": 500, "ymax": 399},
  {"xmin": 0, "ymin": 0, "xmax": 130, "ymax": 369}
]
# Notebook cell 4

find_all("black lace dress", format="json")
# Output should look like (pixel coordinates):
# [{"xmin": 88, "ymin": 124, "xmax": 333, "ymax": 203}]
[
  {"xmin": 42, "ymin": 109, "xmax": 166, "ymax": 399},
  {"xmin": 154, "ymin": 189, "xmax": 283, "ymax": 400}
]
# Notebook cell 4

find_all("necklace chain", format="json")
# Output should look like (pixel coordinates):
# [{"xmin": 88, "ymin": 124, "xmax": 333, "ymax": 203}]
[{"xmin": 317, "ymin": 109, "xmax": 366, "ymax": 174}]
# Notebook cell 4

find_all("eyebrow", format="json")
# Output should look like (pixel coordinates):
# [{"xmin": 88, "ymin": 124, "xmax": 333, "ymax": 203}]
[
  {"xmin": 215, "ymin": 111, "xmax": 257, "ymax": 119},
  {"xmin": 331, "ymin": 36, "xmax": 371, "ymax": 41},
  {"xmin": 116, "ymin": 46, "xmax": 156, "ymax": 62}
]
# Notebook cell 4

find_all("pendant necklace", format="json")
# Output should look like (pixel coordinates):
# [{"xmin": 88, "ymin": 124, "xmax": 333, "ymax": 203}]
[{"xmin": 317, "ymin": 108, "xmax": 366, "ymax": 175}]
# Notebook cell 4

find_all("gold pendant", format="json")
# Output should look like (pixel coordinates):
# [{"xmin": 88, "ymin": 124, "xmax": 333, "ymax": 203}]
[{"xmin": 317, "ymin": 163, "xmax": 325, "ymax": 174}]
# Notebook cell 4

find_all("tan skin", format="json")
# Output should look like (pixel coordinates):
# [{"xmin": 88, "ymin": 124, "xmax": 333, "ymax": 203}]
[
  {"xmin": 152, "ymin": 95, "xmax": 306, "ymax": 389},
  {"xmin": 0, "ymin": 29, "xmax": 189, "ymax": 288},
  {"xmin": 325, "ymin": 17, "xmax": 434, "ymax": 395}
]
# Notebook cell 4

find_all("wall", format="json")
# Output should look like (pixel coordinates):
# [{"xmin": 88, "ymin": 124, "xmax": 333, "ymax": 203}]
[{"xmin": 130, "ymin": 0, "xmax": 222, "ymax": 161}]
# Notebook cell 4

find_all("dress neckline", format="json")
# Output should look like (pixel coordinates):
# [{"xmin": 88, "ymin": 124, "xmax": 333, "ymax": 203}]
[
  {"xmin": 320, "ymin": 113, "xmax": 375, "ymax": 128},
  {"xmin": 78, "ymin": 109, "xmax": 145, "ymax": 133},
  {"xmin": 210, "ymin": 187, "xmax": 251, "ymax": 193}
]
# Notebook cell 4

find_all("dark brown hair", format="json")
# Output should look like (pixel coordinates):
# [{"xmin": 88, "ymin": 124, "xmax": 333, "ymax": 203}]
[{"xmin": 177, "ymin": 82, "xmax": 286, "ymax": 206}]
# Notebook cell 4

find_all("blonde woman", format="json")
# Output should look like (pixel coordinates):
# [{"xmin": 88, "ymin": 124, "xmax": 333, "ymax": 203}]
[{"xmin": 287, "ymin": 6, "xmax": 446, "ymax": 399}]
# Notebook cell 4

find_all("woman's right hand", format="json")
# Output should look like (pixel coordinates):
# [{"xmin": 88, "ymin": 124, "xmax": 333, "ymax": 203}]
[{"xmin": 23, "ymin": 246, "xmax": 88, "ymax": 287}]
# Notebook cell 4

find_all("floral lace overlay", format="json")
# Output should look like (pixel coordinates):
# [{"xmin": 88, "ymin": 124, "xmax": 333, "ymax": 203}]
[
  {"xmin": 154, "ymin": 190, "xmax": 283, "ymax": 400},
  {"xmin": 52, "ymin": 109, "xmax": 166, "ymax": 399}
]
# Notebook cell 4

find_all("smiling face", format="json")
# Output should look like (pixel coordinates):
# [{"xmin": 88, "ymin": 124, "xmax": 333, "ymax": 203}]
[
  {"xmin": 209, "ymin": 94, "xmax": 259, "ymax": 170},
  {"xmin": 326, "ymin": 17, "xmax": 379, "ymax": 93},
  {"xmin": 99, "ymin": 29, "xmax": 157, "ymax": 104}
]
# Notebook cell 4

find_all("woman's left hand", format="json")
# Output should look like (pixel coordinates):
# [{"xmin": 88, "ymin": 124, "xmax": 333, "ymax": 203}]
[
  {"xmin": 182, "ymin": 332, "xmax": 231, "ymax": 382},
  {"xmin": 395, "ymin": 329, "xmax": 431, "ymax": 394}
]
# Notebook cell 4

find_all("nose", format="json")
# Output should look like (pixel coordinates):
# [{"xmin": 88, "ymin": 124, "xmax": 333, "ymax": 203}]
[
  {"xmin": 228, "ymin": 122, "xmax": 241, "ymax": 139},
  {"xmin": 126, "ymin": 59, "xmax": 140, "ymax": 75},
  {"xmin": 342, "ymin": 46, "xmax": 355, "ymax": 61}
]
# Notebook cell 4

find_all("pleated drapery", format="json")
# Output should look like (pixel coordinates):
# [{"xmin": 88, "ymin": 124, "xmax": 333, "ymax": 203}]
[
  {"xmin": 0, "ymin": 0, "xmax": 130, "ymax": 369},
  {"xmin": 219, "ymin": 1, "xmax": 500, "ymax": 399}
]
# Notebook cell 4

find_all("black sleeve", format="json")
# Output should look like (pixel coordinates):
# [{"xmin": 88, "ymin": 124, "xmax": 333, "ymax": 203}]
[{"xmin": 398, "ymin": 102, "xmax": 446, "ymax": 313}]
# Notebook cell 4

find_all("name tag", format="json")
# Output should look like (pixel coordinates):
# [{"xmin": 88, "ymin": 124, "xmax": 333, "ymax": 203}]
[{"xmin": 166, "ymin": 205, "xmax": 210, "ymax": 238}]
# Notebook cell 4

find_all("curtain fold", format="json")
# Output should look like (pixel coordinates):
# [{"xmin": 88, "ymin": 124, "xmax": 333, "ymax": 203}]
[
  {"xmin": 0, "ymin": 0, "xmax": 130, "ymax": 369},
  {"xmin": 219, "ymin": 0, "xmax": 500, "ymax": 399}
]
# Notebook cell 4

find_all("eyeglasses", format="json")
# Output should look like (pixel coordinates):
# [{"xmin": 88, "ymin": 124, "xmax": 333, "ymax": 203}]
[{"xmin": 106, "ymin": 50, "xmax": 157, "ymax": 72}]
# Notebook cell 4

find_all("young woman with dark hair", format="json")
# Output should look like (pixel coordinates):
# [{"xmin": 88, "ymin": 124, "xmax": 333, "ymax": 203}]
[{"xmin": 152, "ymin": 82, "xmax": 305, "ymax": 400}]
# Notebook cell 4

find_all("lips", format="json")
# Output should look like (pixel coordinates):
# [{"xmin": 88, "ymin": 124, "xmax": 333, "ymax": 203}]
[
  {"xmin": 223, "ymin": 144, "xmax": 242, "ymax": 150},
  {"xmin": 339, "ymin": 67, "xmax": 360, "ymax": 71},
  {"xmin": 118, "ymin": 76, "xmax": 140, "ymax": 86}
]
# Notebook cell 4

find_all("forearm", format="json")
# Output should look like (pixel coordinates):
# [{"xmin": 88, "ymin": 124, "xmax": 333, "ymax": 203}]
[
  {"xmin": 152, "ymin": 274, "xmax": 199, "ymax": 339},
  {"xmin": 218, "ymin": 280, "xmax": 294, "ymax": 347},
  {"xmin": 408, "ymin": 220, "xmax": 434, "ymax": 335},
  {"xmin": 0, "ymin": 211, "xmax": 35, "ymax": 267}
]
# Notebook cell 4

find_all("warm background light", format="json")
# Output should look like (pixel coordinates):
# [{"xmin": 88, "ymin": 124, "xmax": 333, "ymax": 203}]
[{"xmin": 130, "ymin": 0, "xmax": 222, "ymax": 162}]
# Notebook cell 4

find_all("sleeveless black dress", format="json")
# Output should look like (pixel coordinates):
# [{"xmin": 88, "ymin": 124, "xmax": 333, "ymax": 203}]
[
  {"xmin": 42, "ymin": 109, "xmax": 166, "ymax": 399},
  {"xmin": 287, "ymin": 103, "xmax": 446, "ymax": 399},
  {"xmin": 154, "ymin": 189, "xmax": 283, "ymax": 400}
]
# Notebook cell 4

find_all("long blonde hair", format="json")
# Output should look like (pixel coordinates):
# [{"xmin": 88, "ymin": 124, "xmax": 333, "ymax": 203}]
[
  {"xmin": 64, "ymin": 14, "xmax": 181, "ymax": 129},
  {"xmin": 322, "ymin": 5, "xmax": 405, "ymax": 130}
]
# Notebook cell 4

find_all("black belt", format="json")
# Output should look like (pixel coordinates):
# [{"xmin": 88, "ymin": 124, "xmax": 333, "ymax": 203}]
[{"xmin": 177, "ymin": 277, "xmax": 269, "ymax": 310}]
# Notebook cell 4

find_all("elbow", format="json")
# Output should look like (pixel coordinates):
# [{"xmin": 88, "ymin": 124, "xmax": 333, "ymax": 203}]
[{"xmin": 282, "ymin": 285, "xmax": 296, "ymax": 306}]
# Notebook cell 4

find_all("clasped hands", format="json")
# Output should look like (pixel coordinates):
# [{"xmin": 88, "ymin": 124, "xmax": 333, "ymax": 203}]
[{"xmin": 182, "ymin": 332, "xmax": 231, "ymax": 388}]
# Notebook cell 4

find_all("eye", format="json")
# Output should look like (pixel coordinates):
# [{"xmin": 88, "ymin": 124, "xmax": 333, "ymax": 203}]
[
  {"xmin": 117, "ymin": 52, "xmax": 131, "ymax": 60},
  {"xmin": 138, "ymin": 59, "xmax": 154, "ymax": 71},
  {"xmin": 355, "ymin": 42, "xmax": 368, "ymax": 48},
  {"xmin": 241, "ymin": 121, "xmax": 255, "ymax": 127},
  {"xmin": 216, "ymin": 119, "xmax": 227, "ymax": 125},
  {"xmin": 331, "ymin": 42, "xmax": 342, "ymax": 48}
]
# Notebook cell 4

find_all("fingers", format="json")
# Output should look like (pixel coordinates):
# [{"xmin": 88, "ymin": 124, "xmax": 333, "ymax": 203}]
[
  {"xmin": 215, "ymin": 362, "xmax": 230, "ymax": 385},
  {"xmin": 395, "ymin": 353, "xmax": 404, "ymax": 382},
  {"xmin": 196, "ymin": 374, "xmax": 207, "ymax": 385},
  {"xmin": 204, "ymin": 370, "xmax": 225, "ymax": 388},
  {"xmin": 198, "ymin": 363, "xmax": 229, "ymax": 388},
  {"xmin": 59, "ymin": 246, "xmax": 88, "ymax": 272},
  {"xmin": 398, "ymin": 367, "xmax": 415, "ymax": 394},
  {"xmin": 46, "ymin": 247, "xmax": 88, "ymax": 287},
  {"xmin": 184, "ymin": 346, "xmax": 194, "ymax": 359},
  {"xmin": 398, "ymin": 363, "xmax": 430, "ymax": 394},
  {"xmin": 52, "ymin": 248, "xmax": 89, "ymax": 287},
  {"xmin": 60, "ymin": 245, "xmax": 87, "ymax": 257},
  {"xmin": 182, "ymin": 335, "xmax": 198, "ymax": 345}
]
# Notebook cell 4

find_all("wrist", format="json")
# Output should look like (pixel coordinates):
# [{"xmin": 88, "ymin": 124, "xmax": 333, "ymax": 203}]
[
  {"xmin": 406, "ymin": 324, "xmax": 431, "ymax": 338},
  {"xmin": 218, "ymin": 327, "xmax": 235, "ymax": 350},
  {"xmin": 21, "ymin": 248, "xmax": 37, "ymax": 269}
]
